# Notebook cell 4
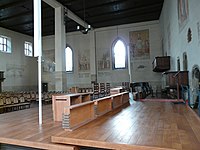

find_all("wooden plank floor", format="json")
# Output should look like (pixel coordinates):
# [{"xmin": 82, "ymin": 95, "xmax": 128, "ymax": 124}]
[
  {"xmin": 51, "ymin": 101, "xmax": 200, "ymax": 150},
  {"xmin": 0, "ymin": 101, "xmax": 200, "ymax": 150},
  {"xmin": 0, "ymin": 104, "xmax": 77, "ymax": 150}
]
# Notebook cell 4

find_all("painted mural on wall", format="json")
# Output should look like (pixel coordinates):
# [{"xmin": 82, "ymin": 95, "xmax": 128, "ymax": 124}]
[
  {"xmin": 98, "ymin": 51, "xmax": 110, "ymax": 70},
  {"xmin": 78, "ymin": 49, "xmax": 90, "ymax": 71},
  {"xmin": 178, "ymin": 0, "xmax": 189, "ymax": 31},
  {"xmin": 129, "ymin": 29, "xmax": 150, "ymax": 60},
  {"xmin": 6, "ymin": 64, "xmax": 24, "ymax": 77},
  {"xmin": 42, "ymin": 49, "xmax": 55, "ymax": 72}
]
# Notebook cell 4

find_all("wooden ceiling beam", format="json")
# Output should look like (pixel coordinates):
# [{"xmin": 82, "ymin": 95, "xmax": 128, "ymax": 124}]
[
  {"xmin": 8, "ymin": 20, "xmax": 33, "ymax": 28},
  {"xmin": 0, "ymin": 12, "xmax": 32, "ymax": 22},
  {"xmin": 0, "ymin": 6, "xmax": 52, "ymax": 22},
  {"xmin": 64, "ymin": 0, "xmax": 128, "ymax": 11},
  {"xmin": 67, "ymin": 0, "xmax": 162, "ymax": 14},
  {"xmin": 86, "ymin": 3, "xmax": 163, "ymax": 21},
  {"xmin": 92, "ymin": 11, "xmax": 160, "ymax": 27},
  {"xmin": 0, "ymin": 0, "xmax": 29, "ymax": 10}
]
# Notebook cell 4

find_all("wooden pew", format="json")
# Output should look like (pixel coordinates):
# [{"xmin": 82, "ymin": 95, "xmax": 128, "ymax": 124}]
[
  {"xmin": 53, "ymin": 91, "xmax": 129, "ymax": 131},
  {"xmin": 110, "ymin": 87, "xmax": 124, "ymax": 95},
  {"xmin": 62, "ymin": 101, "xmax": 95, "ymax": 131},
  {"xmin": 0, "ymin": 97, "xmax": 4, "ymax": 113},
  {"xmin": 112, "ymin": 93, "xmax": 123, "ymax": 109},
  {"xmin": 122, "ymin": 92, "xmax": 130, "ymax": 105},
  {"xmin": 52, "ymin": 93, "xmax": 92, "ymax": 121},
  {"xmin": 94, "ymin": 96, "xmax": 112, "ymax": 117}
]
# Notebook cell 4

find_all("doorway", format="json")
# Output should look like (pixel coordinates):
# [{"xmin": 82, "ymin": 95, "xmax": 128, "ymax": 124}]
[{"xmin": 191, "ymin": 65, "xmax": 200, "ymax": 111}]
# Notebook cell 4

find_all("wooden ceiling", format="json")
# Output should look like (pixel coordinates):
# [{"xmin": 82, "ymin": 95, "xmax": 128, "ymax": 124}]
[{"xmin": 0, "ymin": 0, "xmax": 164, "ymax": 36}]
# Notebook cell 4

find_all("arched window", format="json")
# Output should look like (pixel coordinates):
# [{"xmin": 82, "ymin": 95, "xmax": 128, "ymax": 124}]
[
  {"xmin": 65, "ymin": 46, "xmax": 73, "ymax": 72},
  {"xmin": 112, "ymin": 38, "xmax": 127, "ymax": 69}
]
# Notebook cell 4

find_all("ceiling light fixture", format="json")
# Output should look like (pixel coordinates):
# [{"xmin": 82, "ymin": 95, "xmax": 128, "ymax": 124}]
[{"xmin": 77, "ymin": 0, "xmax": 91, "ymax": 34}]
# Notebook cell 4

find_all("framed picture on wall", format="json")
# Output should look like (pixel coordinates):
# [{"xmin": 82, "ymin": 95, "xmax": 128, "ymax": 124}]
[
  {"xmin": 178, "ymin": 0, "xmax": 189, "ymax": 31},
  {"xmin": 129, "ymin": 29, "xmax": 150, "ymax": 60},
  {"xmin": 78, "ymin": 50, "xmax": 90, "ymax": 72}
]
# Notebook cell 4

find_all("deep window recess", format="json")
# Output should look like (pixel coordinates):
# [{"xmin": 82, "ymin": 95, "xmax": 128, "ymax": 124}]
[
  {"xmin": 24, "ymin": 41, "xmax": 33, "ymax": 56},
  {"xmin": 0, "ymin": 36, "xmax": 11, "ymax": 53},
  {"xmin": 65, "ymin": 46, "xmax": 73, "ymax": 72},
  {"xmin": 112, "ymin": 39, "xmax": 127, "ymax": 69}
]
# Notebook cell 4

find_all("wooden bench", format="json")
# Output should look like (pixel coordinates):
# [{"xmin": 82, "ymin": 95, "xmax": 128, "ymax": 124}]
[
  {"xmin": 122, "ymin": 92, "xmax": 130, "ymax": 104},
  {"xmin": 94, "ymin": 96, "xmax": 112, "ymax": 117},
  {"xmin": 112, "ymin": 93, "xmax": 123, "ymax": 109},
  {"xmin": 110, "ymin": 87, "xmax": 124, "ymax": 95},
  {"xmin": 52, "ymin": 92, "xmax": 129, "ymax": 131},
  {"xmin": 52, "ymin": 93, "xmax": 92, "ymax": 122},
  {"xmin": 62, "ymin": 101, "xmax": 96, "ymax": 131}
]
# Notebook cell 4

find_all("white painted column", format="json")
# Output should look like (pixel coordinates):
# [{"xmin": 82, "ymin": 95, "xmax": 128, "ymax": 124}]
[
  {"xmin": 55, "ymin": 6, "xmax": 67, "ymax": 91},
  {"xmin": 127, "ymin": 46, "xmax": 132, "ymax": 83},
  {"xmin": 34, "ymin": 0, "xmax": 42, "ymax": 125},
  {"xmin": 89, "ymin": 30, "xmax": 97, "ymax": 82}
]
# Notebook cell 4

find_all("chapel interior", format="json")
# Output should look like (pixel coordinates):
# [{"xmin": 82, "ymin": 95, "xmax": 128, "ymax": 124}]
[{"xmin": 0, "ymin": 0, "xmax": 200, "ymax": 150}]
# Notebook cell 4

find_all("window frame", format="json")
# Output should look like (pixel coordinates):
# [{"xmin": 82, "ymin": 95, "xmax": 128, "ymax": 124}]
[
  {"xmin": 112, "ymin": 38, "xmax": 128, "ymax": 70},
  {"xmin": 65, "ymin": 45, "xmax": 74, "ymax": 72},
  {"xmin": 24, "ymin": 41, "xmax": 33, "ymax": 57},
  {"xmin": 0, "ymin": 35, "xmax": 11, "ymax": 53}
]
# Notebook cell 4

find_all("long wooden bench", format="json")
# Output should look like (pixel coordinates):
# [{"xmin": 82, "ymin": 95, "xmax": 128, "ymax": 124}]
[
  {"xmin": 51, "ymin": 92, "xmax": 129, "ymax": 131},
  {"xmin": 94, "ymin": 96, "xmax": 112, "ymax": 117},
  {"xmin": 112, "ymin": 93, "xmax": 123, "ymax": 109},
  {"xmin": 52, "ymin": 93, "xmax": 92, "ymax": 121},
  {"xmin": 62, "ymin": 101, "xmax": 96, "ymax": 131},
  {"xmin": 122, "ymin": 92, "xmax": 130, "ymax": 104}
]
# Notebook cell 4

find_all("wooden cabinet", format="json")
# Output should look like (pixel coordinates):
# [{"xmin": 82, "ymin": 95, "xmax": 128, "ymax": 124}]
[
  {"xmin": 152, "ymin": 56, "xmax": 170, "ymax": 72},
  {"xmin": 163, "ymin": 71, "xmax": 188, "ymax": 88},
  {"xmin": 162, "ymin": 71, "xmax": 188, "ymax": 99}
]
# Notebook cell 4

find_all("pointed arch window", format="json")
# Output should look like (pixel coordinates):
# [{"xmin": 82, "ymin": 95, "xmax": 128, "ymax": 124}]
[
  {"xmin": 65, "ymin": 46, "xmax": 73, "ymax": 72},
  {"xmin": 112, "ymin": 38, "xmax": 127, "ymax": 69}
]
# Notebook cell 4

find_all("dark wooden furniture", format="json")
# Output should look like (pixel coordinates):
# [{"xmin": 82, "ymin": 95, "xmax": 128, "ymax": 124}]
[
  {"xmin": 152, "ymin": 56, "xmax": 170, "ymax": 72},
  {"xmin": 105, "ymin": 83, "xmax": 110, "ymax": 96},
  {"xmin": 93, "ymin": 83, "xmax": 99, "ymax": 99},
  {"xmin": 163, "ymin": 71, "xmax": 189, "ymax": 88},
  {"xmin": 130, "ymin": 82, "xmax": 152, "ymax": 99},
  {"xmin": 99, "ymin": 83, "xmax": 105, "ymax": 97},
  {"xmin": 162, "ymin": 71, "xmax": 189, "ymax": 99},
  {"xmin": 0, "ymin": 71, "xmax": 5, "ymax": 93}
]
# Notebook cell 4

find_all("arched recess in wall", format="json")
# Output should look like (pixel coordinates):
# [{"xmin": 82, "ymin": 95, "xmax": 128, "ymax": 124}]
[
  {"xmin": 191, "ymin": 65, "xmax": 200, "ymax": 108},
  {"xmin": 65, "ymin": 45, "xmax": 74, "ymax": 72},
  {"xmin": 183, "ymin": 52, "xmax": 188, "ymax": 71},
  {"xmin": 177, "ymin": 57, "xmax": 180, "ymax": 71},
  {"xmin": 111, "ymin": 37, "xmax": 127, "ymax": 69}
]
